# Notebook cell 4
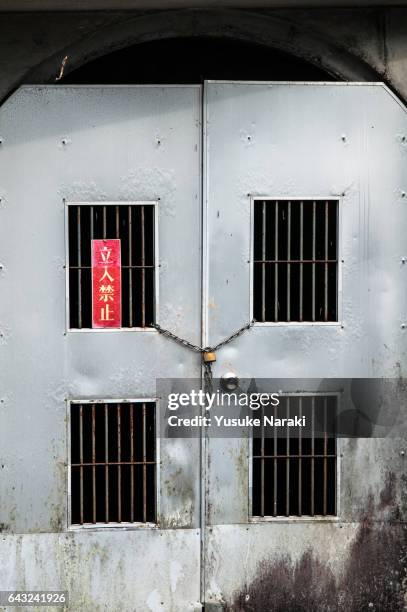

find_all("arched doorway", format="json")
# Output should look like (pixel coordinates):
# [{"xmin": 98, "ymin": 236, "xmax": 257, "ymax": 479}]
[{"xmin": 61, "ymin": 36, "xmax": 333, "ymax": 84}]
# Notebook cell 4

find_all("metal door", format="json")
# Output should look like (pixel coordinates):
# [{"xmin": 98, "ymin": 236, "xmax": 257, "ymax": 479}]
[
  {"xmin": 0, "ymin": 85, "xmax": 202, "ymax": 611},
  {"xmin": 1, "ymin": 81, "xmax": 407, "ymax": 611},
  {"xmin": 203, "ymin": 81, "xmax": 407, "ymax": 607}
]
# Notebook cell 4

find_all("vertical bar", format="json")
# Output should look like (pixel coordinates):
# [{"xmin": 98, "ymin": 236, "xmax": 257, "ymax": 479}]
[
  {"xmin": 130, "ymin": 403, "xmax": 134, "ymax": 523},
  {"xmin": 312, "ymin": 201, "xmax": 316, "ymax": 322},
  {"xmin": 287, "ymin": 201, "xmax": 291, "ymax": 322},
  {"xmin": 79, "ymin": 404, "xmax": 84, "ymax": 525},
  {"xmin": 299, "ymin": 201, "xmax": 303, "ymax": 322},
  {"xmin": 115, "ymin": 205, "xmax": 120, "ymax": 239},
  {"xmin": 261, "ymin": 201, "xmax": 266, "ymax": 322},
  {"xmin": 103, "ymin": 205, "xmax": 107, "ymax": 239},
  {"xmin": 323, "ymin": 397, "xmax": 328, "ymax": 515},
  {"xmin": 92, "ymin": 403, "xmax": 96, "ymax": 524},
  {"xmin": 260, "ymin": 405, "xmax": 265, "ymax": 516},
  {"xmin": 117, "ymin": 404, "xmax": 121, "ymax": 523},
  {"xmin": 336, "ymin": 201, "xmax": 339, "ymax": 320},
  {"xmin": 311, "ymin": 396, "xmax": 315, "ymax": 516},
  {"xmin": 142, "ymin": 403, "xmax": 147, "ymax": 522},
  {"xmin": 334, "ymin": 396, "xmax": 338, "ymax": 514},
  {"xmin": 115, "ymin": 205, "xmax": 122, "ymax": 328},
  {"xmin": 90, "ymin": 205, "xmax": 94, "ymax": 240},
  {"xmin": 128, "ymin": 206, "xmax": 133, "ymax": 328},
  {"xmin": 141, "ymin": 206, "xmax": 146, "ymax": 327},
  {"xmin": 77, "ymin": 207, "xmax": 82, "ymax": 329},
  {"xmin": 273, "ymin": 407, "xmax": 277, "ymax": 516},
  {"xmin": 286, "ymin": 397, "xmax": 290, "ymax": 516},
  {"xmin": 104, "ymin": 403, "xmax": 109, "ymax": 523},
  {"xmin": 298, "ymin": 397, "xmax": 302, "ymax": 516},
  {"xmin": 274, "ymin": 201, "xmax": 279, "ymax": 322},
  {"xmin": 324, "ymin": 201, "xmax": 329, "ymax": 321}
]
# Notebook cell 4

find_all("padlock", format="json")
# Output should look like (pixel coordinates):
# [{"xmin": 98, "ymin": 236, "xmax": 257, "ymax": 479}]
[{"xmin": 203, "ymin": 351, "xmax": 216, "ymax": 363}]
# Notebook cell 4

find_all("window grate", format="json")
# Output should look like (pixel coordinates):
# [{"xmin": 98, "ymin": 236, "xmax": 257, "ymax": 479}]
[
  {"xmin": 70, "ymin": 401, "xmax": 156, "ymax": 525},
  {"xmin": 253, "ymin": 200, "xmax": 338, "ymax": 322},
  {"xmin": 68, "ymin": 203, "xmax": 155, "ymax": 329},
  {"xmin": 252, "ymin": 395, "xmax": 337, "ymax": 518}
]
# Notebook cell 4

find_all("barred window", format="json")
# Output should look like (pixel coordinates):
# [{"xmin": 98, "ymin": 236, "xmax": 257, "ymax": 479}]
[
  {"xmin": 70, "ymin": 401, "xmax": 156, "ymax": 525},
  {"xmin": 67, "ymin": 202, "xmax": 155, "ymax": 329},
  {"xmin": 253, "ymin": 199, "xmax": 338, "ymax": 322},
  {"xmin": 252, "ymin": 395, "xmax": 337, "ymax": 518}
]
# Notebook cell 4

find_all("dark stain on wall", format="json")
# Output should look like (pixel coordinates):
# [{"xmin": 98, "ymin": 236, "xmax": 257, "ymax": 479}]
[{"xmin": 227, "ymin": 472, "xmax": 407, "ymax": 612}]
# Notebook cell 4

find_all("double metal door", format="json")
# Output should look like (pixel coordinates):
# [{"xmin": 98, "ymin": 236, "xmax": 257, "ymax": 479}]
[{"xmin": 1, "ymin": 81, "xmax": 406, "ymax": 610}]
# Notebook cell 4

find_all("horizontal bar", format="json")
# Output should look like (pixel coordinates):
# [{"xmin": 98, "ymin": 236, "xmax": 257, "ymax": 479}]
[
  {"xmin": 72, "ymin": 461, "xmax": 156, "ymax": 467},
  {"xmin": 70, "ymin": 398, "xmax": 157, "ymax": 404},
  {"xmin": 66, "ymin": 201, "xmax": 157, "ymax": 206},
  {"xmin": 254, "ymin": 259, "xmax": 337, "ymax": 264},
  {"xmin": 70, "ymin": 265, "xmax": 155, "ymax": 270},
  {"xmin": 253, "ymin": 454, "xmax": 336, "ymax": 459}
]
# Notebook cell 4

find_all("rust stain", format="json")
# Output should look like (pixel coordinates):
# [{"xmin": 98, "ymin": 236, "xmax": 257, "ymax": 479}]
[{"xmin": 227, "ymin": 471, "xmax": 407, "ymax": 611}]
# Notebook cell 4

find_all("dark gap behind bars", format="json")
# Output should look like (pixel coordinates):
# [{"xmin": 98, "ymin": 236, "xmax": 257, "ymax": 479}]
[
  {"xmin": 252, "ymin": 396, "xmax": 337, "ymax": 518},
  {"xmin": 71, "ymin": 402, "xmax": 156, "ymax": 525},
  {"xmin": 253, "ymin": 200, "xmax": 338, "ymax": 322},
  {"xmin": 68, "ymin": 204, "xmax": 155, "ymax": 329}
]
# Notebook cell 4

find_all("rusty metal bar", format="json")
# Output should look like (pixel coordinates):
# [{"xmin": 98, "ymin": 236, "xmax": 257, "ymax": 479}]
[
  {"xmin": 254, "ymin": 259, "xmax": 337, "ymax": 264},
  {"xmin": 128, "ymin": 206, "xmax": 133, "ymax": 328},
  {"xmin": 130, "ymin": 403, "xmax": 134, "ymax": 522},
  {"xmin": 311, "ymin": 396, "xmax": 315, "ymax": 516},
  {"xmin": 70, "ymin": 264, "xmax": 153, "ymax": 269},
  {"xmin": 324, "ymin": 201, "xmax": 329, "ymax": 321},
  {"xmin": 260, "ymin": 405, "xmax": 265, "ymax": 516},
  {"xmin": 253, "ymin": 454, "xmax": 336, "ymax": 460},
  {"xmin": 79, "ymin": 404, "xmax": 83, "ymax": 525},
  {"xmin": 312, "ymin": 201, "xmax": 316, "ymax": 322},
  {"xmin": 300, "ymin": 201, "xmax": 303, "ymax": 322},
  {"xmin": 287, "ymin": 201, "xmax": 291, "ymax": 322},
  {"xmin": 298, "ymin": 397, "xmax": 302, "ymax": 515},
  {"xmin": 104, "ymin": 403, "xmax": 109, "ymax": 523},
  {"xmin": 141, "ymin": 206, "xmax": 146, "ymax": 328},
  {"xmin": 286, "ymin": 396, "xmax": 290, "ymax": 516},
  {"xmin": 323, "ymin": 397, "xmax": 328, "ymax": 515},
  {"xmin": 273, "ymin": 409, "xmax": 277, "ymax": 516},
  {"xmin": 117, "ymin": 403, "xmax": 121, "ymax": 523},
  {"xmin": 90, "ymin": 205, "xmax": 94, "ymax": 240},
  {"xmin": 274, "ymin": 201, "xmax": 279, "ymax": 322},
  {"xmin": 261, "ymin": 201, "xmax": 266, "ymax": 322},
  {"xmin": 72, "ymin": 461, "xmax": 155, "ymax": 466},
  {"xmin": 103, "ymin": 205, "xmax": 107, "ymax": 239},
  {"xmin": 115, "ymin": 205, "xmax": 120, "ymax": 238},
  {"xmin": 77, "ymin": 207, "xmax": 82, "ymax": 329},
  {"xmin": 92, "ymin": 403, "xmax": 96, "ymax": 524},
  {"xmin": 142, "ymin": 403, "xmax": 147, "ymax": 522}
]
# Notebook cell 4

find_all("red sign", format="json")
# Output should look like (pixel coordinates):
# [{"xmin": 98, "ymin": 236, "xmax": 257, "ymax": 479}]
[{"xmin": 92, "ymin": 239, "xmax": 121, "ymax": 328}]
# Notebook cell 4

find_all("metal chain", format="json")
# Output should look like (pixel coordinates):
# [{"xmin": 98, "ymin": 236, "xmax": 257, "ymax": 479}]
[
  {"xmin": 203, "ymin": 362, "xmax": 214, "ymax": 396},
  {"xmin": 150, "ymin": 323, "xmax": 203, "ymax": 353},
  {"xmin": 211, "ymin": 320, "xmax": 255, "ymax": 352},
  {"xmin": 150, "ymin": 319, "xmax": 256, "ymax": 355},
  {"xmin": 151, "ymin": 319, "xmax": 256, "ymax": 395}
]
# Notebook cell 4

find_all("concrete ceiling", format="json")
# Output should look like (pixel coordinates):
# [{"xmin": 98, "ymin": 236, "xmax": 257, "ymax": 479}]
[{"xmin": 0, "ymin": 0, "xmax": 405, "ymax": 9}]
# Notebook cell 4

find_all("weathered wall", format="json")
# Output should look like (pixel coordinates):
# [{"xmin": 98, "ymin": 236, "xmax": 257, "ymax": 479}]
[{"xmin": 0, "ymin": 8, "xmax": 407, "ymax": 102}]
